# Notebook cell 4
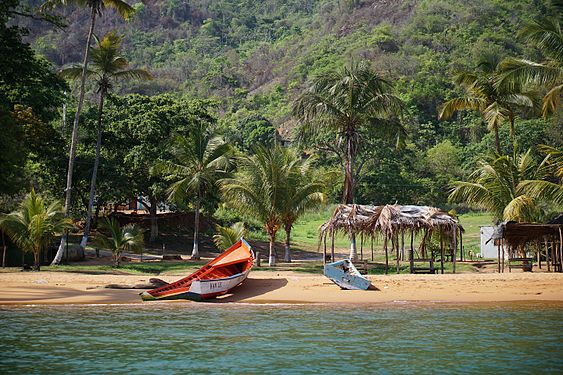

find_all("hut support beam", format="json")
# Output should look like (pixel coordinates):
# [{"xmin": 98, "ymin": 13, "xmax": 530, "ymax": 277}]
[
  {"xmin": 440, "ymin": 236, "xmax": 444, "ymax": 274},
  {"xmin": 384, "ymin": 237, "xmax": 388, "ymax": 275},
  {"xmin": 497, "ymin": 243, "xmax": 501, "ymax": 273},
  {"xmin": 453, "ymin": 227, "xmax": 457, "ymax": 274},
  {"xmin": 543, "ymin": 240, "xmax": 551, "ymax": 272},
  {"xmin": 323, "ymin": 235, "xmax": 327, "ymax": 265},
  {"xmin": 331, "ymin": 233, "xmax": 335, "ymax": 263},
  {"xmin": 396, "ymin": 234, "xmax": 400, "ymax": 274},
  {"xmin": 409, "ymin": 230, "xmax": 414, "ymax": 274},
  {"xmin": 360, "ymin": 233, "xmax": 364, "ymax": 261},
  {"xmin": 371, "ymin": 238, "xmax": 374, "ymax": 261}
]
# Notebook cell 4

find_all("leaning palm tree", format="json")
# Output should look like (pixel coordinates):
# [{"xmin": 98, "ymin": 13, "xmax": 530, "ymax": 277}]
[
  {"xmin": 0, "ymin": 190, "xmax": 72, "ymax": 271},
  {"xmin": 449, "ymin": 150, "xmax": 563, "ymax": 223},
  {"xmin": 220, "ymin": 145, "xmax": 292, "ymax": 266},
  {"xmin": 157, "ymin": 125, "xmax": 232, "ymax": 259},
  {"xmin": 497, "ymin": 1, "xmax": 562, "ymax": 118},
  {"xmin": 280, "ymin": 154, "xmax": 326, "ymax": 262},
  {"xmin": 42, "ymin": 0, "xmax": 134, "ymax": 265},
  {"xmin": 439, "ymin": 54, "xmax": 535, "ymax": 153},
  {"xmin": 96, "ymin": 218, "xmax": 144, "ymax": 267},
  {"xmin": 61, "ymin": 31, "xmax": 151, "ymax": 253},
  {"xmin": 212, "ymin": 222, "xmax": 247, "ymax": 251}
]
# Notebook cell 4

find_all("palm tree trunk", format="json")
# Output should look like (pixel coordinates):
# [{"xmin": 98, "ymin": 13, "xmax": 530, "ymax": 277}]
[
  {"xmin": 80, "ymin": 89, "xmax": 105, "ymax": 252},
  {"xmin": 284, "ymin": 223, "xmax": 292, "ymax": 263},
  {"xmin": 191, "ymin": 198, "xmax": 201, "ymax": 260},
  {"xmin": 149, "ymin": 197, "xmax": 159, "ymax": 242},
  {"xmin": 349, "ymin": 233, "xmax": 358, "ymax": 261},
  {"xmin": 52, "ymin": 7, "xmax": 97, "ymax": 265},
  {"xmin": 268, "ymin": 231, "xmax": 276, "ymax": 266},
  {"xmin": 33, "ymin": 251, "xmax": 40, "ymax": 271},
  {"xmin": 342, "ymin": 135, "xmax": 355, "ymax": 204}
]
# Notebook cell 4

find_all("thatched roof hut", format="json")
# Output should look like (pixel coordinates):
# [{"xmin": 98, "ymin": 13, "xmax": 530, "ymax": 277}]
[
  {"xmin": 319, "ymin": 204, "xmax": 463, "ymax": 274},
  {"xmin": 489, "ymin": 221, "xmax": 562, "ymax": 272}
]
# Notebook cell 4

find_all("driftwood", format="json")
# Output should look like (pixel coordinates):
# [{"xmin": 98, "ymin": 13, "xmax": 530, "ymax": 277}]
[{"xmin": 104, "ymin": 278, "xmax": 169, "ymax": 290}]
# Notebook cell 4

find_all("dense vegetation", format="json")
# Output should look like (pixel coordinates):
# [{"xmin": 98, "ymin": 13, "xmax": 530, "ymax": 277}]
[{"xmin": 1, "ymin": 0, "xmax": 561, "ymax": 265}]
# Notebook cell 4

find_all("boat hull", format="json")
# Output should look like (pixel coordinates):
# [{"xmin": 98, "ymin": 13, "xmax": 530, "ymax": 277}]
[
  {"xmin": 141, "ymin": 238, "xmax": 254, "ymax": 302},
  {"xmin": 324, "ymin": 259, "xmax": 371, "ymax": 290}
]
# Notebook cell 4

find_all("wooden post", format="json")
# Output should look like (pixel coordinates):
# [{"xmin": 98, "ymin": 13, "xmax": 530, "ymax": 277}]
[
  {"xmin": 384, "ymin": 236, "xmax": 388, "ymax": 275},
  {"xmin": 396, "ymin": 234, "xmax": 400, "ymax": 274},
  {"xmin": 460, "ymin": 230, "xmax": 463, "ymax": 262},
  {"xmin": 559, "ymin": 227, "xmax": 563, "ymax": 272},
  {"xmin": 256, "ymin": 251, "xmax": 261, "ymax": 267},
  {"xmin": 453, "ymin": 227, "xmax": 457, "ymax": 274},
  {"xmin": 162, "ymin": 243, "xmax": 166, "ymax": 258},
  {"xmin": 409, "ymin": 229, "xmax": 414, "ymax": 274},
  {"xmin": 401, "ymin": 231, "xmax": 405, "ymax": 261},
  {"xmin": 537, "ymin": 240, "xmax": 541, "ymax": 269},
  {"xmin": 497, "ymin": 243, "xmax": 501, "ymax": 273},
  {"xmin": 501, "ymin": 241, "xmax": 505, "ymax": 272},
  {"xmin": 371, "ymin": 237, "xmax": 374, "ymax": 261},
  {"xmin": 360, "ymin": 233, "xmax": 364, "ymax": 261},
  {"xmin": 545, "ymin": 239, "xmax": 550, "ymax": 272},
  {"xmin": 323, "ymin": 235, "xmax": 327, "ymax": 265},
  {"xmin": 331, "ymin": 232, "xmax": 335, "ymax": 263},
  {"xmin": 551, "ymin": 241, "xmax": 555, "ymax": 272},
  {"xmin": 559, "ymin": 228, "xmax": 563, "ymax": 273},
  {"xmin": 440, "ymin": 235, "xmax": 444, "ymax": 274}
]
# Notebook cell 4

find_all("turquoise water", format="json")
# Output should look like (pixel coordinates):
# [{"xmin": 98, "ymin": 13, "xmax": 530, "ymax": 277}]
[{"xmin": 1, "ymin": 302, "xmax": 562, "ymax": 374}]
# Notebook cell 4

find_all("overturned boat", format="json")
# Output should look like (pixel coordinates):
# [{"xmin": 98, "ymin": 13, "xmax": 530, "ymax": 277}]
[
  {"xmin": 141, "ymin": 238, "xmax": 254, "ymax": 302},
  {"xmin": 324, "ymin": 259, "xmax": 370, "ymax": 290}
]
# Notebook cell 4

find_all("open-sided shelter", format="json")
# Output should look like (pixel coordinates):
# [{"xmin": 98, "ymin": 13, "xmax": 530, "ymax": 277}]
[{"xmin": 319, "ymin": 204, "xmax": 464, "ymax": 274}]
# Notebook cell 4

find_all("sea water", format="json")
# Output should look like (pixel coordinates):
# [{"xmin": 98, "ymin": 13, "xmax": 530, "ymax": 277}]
[{"xmin": 0, "ymin": 302, "xmax": 562, "ymax": 374}]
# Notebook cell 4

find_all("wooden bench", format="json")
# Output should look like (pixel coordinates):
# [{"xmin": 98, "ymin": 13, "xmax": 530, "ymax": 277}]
[
  {"xmin": 508, "ymin": 258, "xmax": 533, "ymax": 272},
  {"xmin": 353, "ymin": 260, "xmax": 368, "ymax": 275},
  {"xmin": 412, "ymin": 258, "xmax": 436, "ymax": 274}
]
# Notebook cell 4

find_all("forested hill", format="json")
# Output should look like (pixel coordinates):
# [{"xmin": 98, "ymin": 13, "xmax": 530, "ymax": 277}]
[
  {"xmin": 10, "ymin": 0, "xmax": 561, "ymax": 208},
  {"xmin": 21, "ymin": 0, "xmax": 549, "ymax": 127}
]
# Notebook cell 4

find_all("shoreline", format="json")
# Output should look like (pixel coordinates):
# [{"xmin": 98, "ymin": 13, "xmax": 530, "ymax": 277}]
[{"xmin": 0, "ymin": 271, "xmax": 562, "ymax": 306}]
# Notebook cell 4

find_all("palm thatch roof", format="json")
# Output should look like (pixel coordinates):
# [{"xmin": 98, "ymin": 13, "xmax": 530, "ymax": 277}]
[
  {"xmin": 490, "ymin": 221, "xmax": 563, "ymax": 251},
  {"xmin": 320, "ymin": 204, "xmax": 462, "ymax": 240}
]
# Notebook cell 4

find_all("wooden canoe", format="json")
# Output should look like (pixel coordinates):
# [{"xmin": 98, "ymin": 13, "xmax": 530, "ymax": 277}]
[
  {"xmin": 324, "ymin": 259, "xmax": 370, "ymax": 290},
  {"xmin": 140, "ymin": 238, "xmax": 254, "ymax": 301}
]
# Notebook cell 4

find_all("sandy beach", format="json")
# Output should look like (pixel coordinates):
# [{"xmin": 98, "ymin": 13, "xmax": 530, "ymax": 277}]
[{"xmin": 0, "ymin": 271, "xmax": 562, "ymax": 305}]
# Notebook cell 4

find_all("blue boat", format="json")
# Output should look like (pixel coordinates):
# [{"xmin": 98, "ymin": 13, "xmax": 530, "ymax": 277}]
[{"xmin": 324, "ymin": 259, "xmax": 371, "ymax": 290}]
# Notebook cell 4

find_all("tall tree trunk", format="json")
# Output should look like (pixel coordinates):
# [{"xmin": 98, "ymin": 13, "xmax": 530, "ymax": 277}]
[
  {"xmin": 33, "ymin": 251, "xmax": 40, "ymax": 271},
  {"xmin": 342, "ymin": 134, "xmax": 355, "ymax": 204},
  {"xmin": 149, "ymin": 195, "xmax": 158, "ymax": 242},
  {"xmin": 349, "ymin": 233, "xmax": 358, "ymax": 261},
  {"xmin": 284, "ymin": 223, "xmax": 292, "ymax": 263},
  {"xmin": 191, "ymin": 198, "xmax": 201, "ymax": 259},
  {"xmin": 268, "ymin": 231, "xmax": 276, "ymax": 266},
  {"xmin": 52, "ymin": 8, "xmax": 97, "ymax": 265},
  {"xmin": 80, "ymin": 90, "xmax": 105, "ymax": 252}
]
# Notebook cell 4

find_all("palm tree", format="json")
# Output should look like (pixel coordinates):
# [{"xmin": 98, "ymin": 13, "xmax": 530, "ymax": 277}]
[
  {"xmin": 293, "ymin": 62, "xmax": 405, "ymax": 261},
  {"xmin": 43, "ymin": 0, "xmax": 134, "ymax": 265},
  {"xmin": 157, "ymin": 125, "xmax": 232, "ymax": 259},
  {"xmin": 439, "ymin": 54, "xmax": 535, "ymax": 154},
  {"xmin": 220, "ymin": 145, "xmax": 292, "ymax": 266},
  {"xmin": 0, "ymin": 190, "xmax": 72, "ymax": 271},
  {"xmin": 280, "ymin": 154, "xmax": 326, "ymax": 262},
  {"xmin": 497, "ymin": 1, "xmax": 562, "ymax": 118},
  {"xmin": 293, "ymin": 61, "xmax": 405, "ymax": 204},
  {"xmin": 213, "ymin": 222, "xmax": 247, "ymax": 251},
  {"xmin": 95, "ymin": 218, "xmax": 143, "ymax": 267},
  {"xmin": 61, "ymin": 31, "xmax": 151, "ymax": 253},
  {"xmin": 449, "ymin": 150, "xmax": 563, "ymax": 222}
]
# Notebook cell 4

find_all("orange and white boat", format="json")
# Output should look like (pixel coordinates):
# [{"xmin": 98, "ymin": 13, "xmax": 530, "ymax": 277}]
[{"xmin": 140, "ymin": 238, "xmax": 254, "ymax": 302}]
